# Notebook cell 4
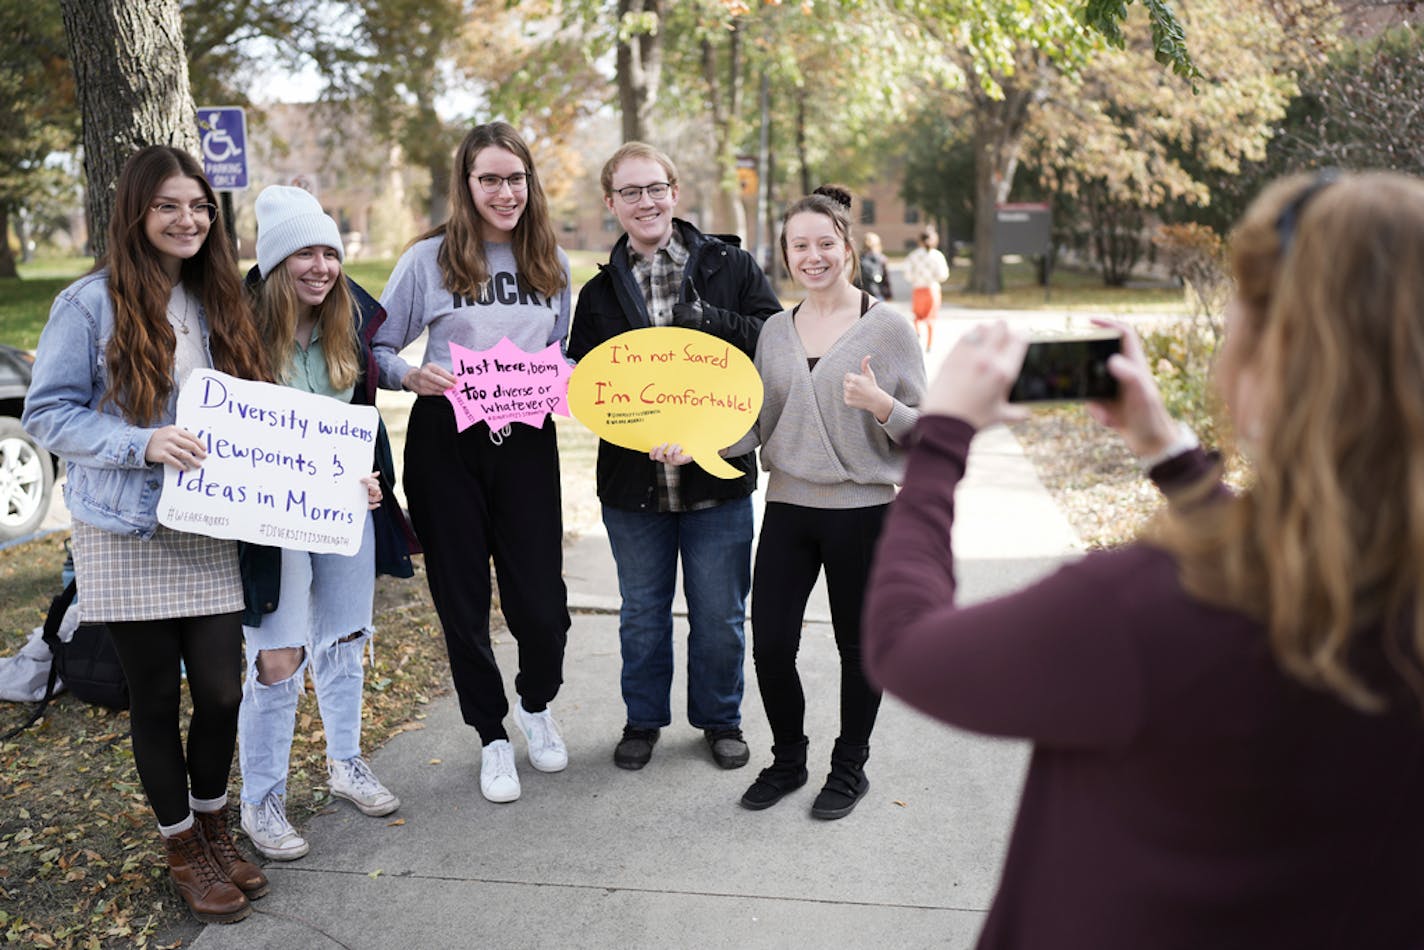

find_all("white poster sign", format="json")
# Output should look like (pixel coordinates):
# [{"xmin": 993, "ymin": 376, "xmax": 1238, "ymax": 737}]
[{"xmin": 158, "ymin": 369, "xmax": 378, "ymax": 555}]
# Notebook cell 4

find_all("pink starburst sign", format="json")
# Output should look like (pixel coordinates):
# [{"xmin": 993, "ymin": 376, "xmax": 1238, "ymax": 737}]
[{"xmin": 445, "ymin": 338, "xmax": 572, "ymax": 432}]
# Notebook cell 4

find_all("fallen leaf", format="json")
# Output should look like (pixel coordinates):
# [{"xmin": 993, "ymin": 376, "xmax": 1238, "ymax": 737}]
[
  {"xmin": 386, "ymin": 818, "xmax": 405, "ymax": 826},
  {"xmin": 368, "ymin": 868, "xmax": 384, "ymax": 879}
]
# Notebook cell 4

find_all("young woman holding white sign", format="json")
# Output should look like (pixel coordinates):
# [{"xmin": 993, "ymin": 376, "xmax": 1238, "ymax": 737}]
[
  {"xmin": 685, "ymin": 185, "xmax": 925, "ymax": 819},
  {"xmin": 372, "ymin": 121, "xmax": 573, "ymax": 804},
  {"xmin": 22, "ymin": 146, "xmax": 271, "ymax": 923},
  {"xmin": 235, "ymin": 185, "xmax": 416, "ymax": 861}
]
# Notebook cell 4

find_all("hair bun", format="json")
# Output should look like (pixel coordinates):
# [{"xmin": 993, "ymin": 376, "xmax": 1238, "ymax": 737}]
[{"xmin": 813, "ymin": 184, "xmax": 853, "ymax": 212}]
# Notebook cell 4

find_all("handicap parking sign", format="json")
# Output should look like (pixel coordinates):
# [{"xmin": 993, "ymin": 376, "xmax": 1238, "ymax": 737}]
[{"xmin": 198, "ymin": 107, "xmax": 249, "ymax": 190}]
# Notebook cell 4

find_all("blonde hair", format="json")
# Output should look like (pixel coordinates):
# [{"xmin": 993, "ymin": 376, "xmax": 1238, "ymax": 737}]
[
  {"xmin": 253, "ymin": 265, "xmax": 359, "ymax": 391},
  {"xmin": 417, "ymin": 121, "xmax": 566, "ymax": 301},
  {"xmin": 1158, "ymin": 171, "xmax": 1424, "ymax": 712},
  {"xmin": 600, "ymin": 142, "xmax": 679, "ymax": 196}
]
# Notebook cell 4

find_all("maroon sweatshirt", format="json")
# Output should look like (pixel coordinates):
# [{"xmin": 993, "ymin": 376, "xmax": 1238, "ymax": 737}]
[{"xmin": 864, "ymin": 416, "xmax": 1424, "ymax": 950}]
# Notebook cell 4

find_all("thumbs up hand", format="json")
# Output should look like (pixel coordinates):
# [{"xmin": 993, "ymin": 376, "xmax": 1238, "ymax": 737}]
[{"xmin": 844, "ymin": 355, "xmax": 893, "ymax": 423}]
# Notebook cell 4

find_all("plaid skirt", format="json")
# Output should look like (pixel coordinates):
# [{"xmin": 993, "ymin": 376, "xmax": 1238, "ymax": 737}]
[{"xmin": 71, "ymin": 521, "xmax": 243, "ymax": 623}]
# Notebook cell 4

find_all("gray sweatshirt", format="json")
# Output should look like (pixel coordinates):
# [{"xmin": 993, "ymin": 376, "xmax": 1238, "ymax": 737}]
[
  {"xmin": 372, "ymin": 235, "xmax": 571, "ymax": 389},
  {"xmin": 737, "ymin": 301, "xmax": 925, "ymax": 508}
]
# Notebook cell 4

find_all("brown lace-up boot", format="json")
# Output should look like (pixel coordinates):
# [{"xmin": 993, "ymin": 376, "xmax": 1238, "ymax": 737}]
[
  {"xmin": 195, "ymin": 808, "xmax": 270, "ymax": 899},
  {"xmin": 162, "ymin": 825, "xmax": 251, "ymax": 924}
]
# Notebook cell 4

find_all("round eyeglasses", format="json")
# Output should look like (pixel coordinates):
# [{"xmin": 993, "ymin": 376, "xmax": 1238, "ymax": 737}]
[
  {"xmin": 471, "ymin": 172, "xmax": 529, "ymax": 194},
  {"xmin": 613, "ymin": 182, "xmax": 673, "ymax": 204},
  {"xmin": 150, "ymin": 202, "xmax": 218, "ymax": 222}
]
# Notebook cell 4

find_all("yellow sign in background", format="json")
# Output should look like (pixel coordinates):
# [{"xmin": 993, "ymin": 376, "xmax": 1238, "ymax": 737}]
[{"xmin": 568, "ymin": 326, "xmax": 763, "ymax": 479}]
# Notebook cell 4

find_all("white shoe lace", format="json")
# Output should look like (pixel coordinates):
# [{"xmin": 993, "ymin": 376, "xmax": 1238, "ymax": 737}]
[
  {"xmin": 336, "ymin": 756, "xmax": 385, "ymax": 797},
  {"xmin": 525, "ymin": 711, "xmax": 564, "ymax": 755},
  {"xmin": 484, "ymin": 741, "xmax": 516, "ymax": 780},
  {"xmin": 258, "ymin": 793, "xmax": 296, "ymax": 840}
]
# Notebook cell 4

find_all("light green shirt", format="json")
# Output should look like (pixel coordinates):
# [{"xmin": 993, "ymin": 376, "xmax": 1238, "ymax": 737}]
[{"xmin": 287, "ymin": 323, "xmax": 354, "ymax": 402}]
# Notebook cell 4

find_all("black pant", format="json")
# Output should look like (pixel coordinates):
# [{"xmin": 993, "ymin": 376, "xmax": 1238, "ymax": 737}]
[
  {"xmin": 404, "ymin": 396, "xmax": 570, "ymax": 744},
  {"xmin": 750, "ymin": 502, "xmax": 886, "ymax": 749},
  {"xmin": 107, "ymin": 613, "xmax": 244, "ymax": 827}
]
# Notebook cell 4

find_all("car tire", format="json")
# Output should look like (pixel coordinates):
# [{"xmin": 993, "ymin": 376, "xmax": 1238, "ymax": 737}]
[{"xmin": 0, "ymin": 417, "xmax": 54, "ymax": 542}]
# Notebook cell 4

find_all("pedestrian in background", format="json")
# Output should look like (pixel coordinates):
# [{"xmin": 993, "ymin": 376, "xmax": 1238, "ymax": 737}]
[
  {"xmin": 856, "ymin": 231, "xmax": 892, "ymax": 301},
  {"xmin": 903, "ymin": 226, "xmax": 950, "ymax": 352},
  {"xmin": 23, "ymin": 145, "xmax": 270, "ymax": 924},
  {"xmin": 864, "ymin": 170, "xmax": 1424, "ymax": 947},
  {"xmin": 237, "ymin": 185, "xmax": 414, "ymax": 861},
  {"xmin": 372, "ymin": 121, "xmax": 572, "ymax": 805},
  {"xmin": 568, "ymin": 142, "xmax": 781, "ymax": 773},
  {"xmin": 714, "ymin": 185, "xmax": 923, "ymax": 819}
]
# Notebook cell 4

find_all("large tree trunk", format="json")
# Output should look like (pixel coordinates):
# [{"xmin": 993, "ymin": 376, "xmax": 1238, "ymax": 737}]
[
  {"xmin": 408, "ymin": 95, "xmax": 451, "ymax": 227},
  {"xmin": 701, "ymin": 23, "xmax": 745, "ymax": 239},
  {"xmin": 795, "ymin": 92, "xmax": 811, "ymax": 197},
  {"xmin": 58, "ymin": 0, "xmax": 198, "ymax": 261},
  {"xmin": 967, "ymin": 59, "xmax": 1047, "ymax": 294},
  {"xmin": 0, "ymin": 207, "xmax": 17, "ymax": 278},
  {"xmin": 616, "ymin": 0, "xmax": 663, "ymax": 143}
]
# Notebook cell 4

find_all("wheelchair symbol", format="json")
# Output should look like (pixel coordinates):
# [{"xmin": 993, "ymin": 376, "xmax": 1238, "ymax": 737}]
[{"xmin": 202, "ymin": 127, "xmax": 242, "ymax": 163}]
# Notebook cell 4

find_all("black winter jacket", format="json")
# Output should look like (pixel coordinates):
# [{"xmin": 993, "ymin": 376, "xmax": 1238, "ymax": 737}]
[
  {"xmin": 569, "ymin": 219, "xmax": 781, "ymax": 511},
  {"xmin": 239, "ymin": 270, "xmax": 419, "ymax": 626}
]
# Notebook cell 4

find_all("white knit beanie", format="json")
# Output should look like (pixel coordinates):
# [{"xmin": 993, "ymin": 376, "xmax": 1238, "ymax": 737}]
[{"xmin": 255, "ymin": 185, "xmax": 344, "ymax": 278}]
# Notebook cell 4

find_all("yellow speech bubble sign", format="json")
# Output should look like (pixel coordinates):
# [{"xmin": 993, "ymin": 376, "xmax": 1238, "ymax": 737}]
[{"xmin": 568, "ymin": 326, "xmax": 763, "ymax": 479}]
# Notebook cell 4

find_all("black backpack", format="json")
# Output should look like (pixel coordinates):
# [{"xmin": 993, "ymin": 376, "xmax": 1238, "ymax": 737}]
[{"xmin": 1, "ymin": 580, "xmax": 129, "ymax": 741}]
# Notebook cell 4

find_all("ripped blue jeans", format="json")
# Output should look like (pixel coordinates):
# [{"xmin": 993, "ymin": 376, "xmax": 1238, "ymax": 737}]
[{"xmin": 238, "ymin": 516, "xmax": 374, "ymax": 805}]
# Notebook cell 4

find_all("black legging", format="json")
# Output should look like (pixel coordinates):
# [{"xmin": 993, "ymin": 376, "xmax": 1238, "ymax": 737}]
[
  {"xmin": 750, "ymin": 502, "xmax": 886, "ymax": 749},
  {"xmin": 107, "ymin": 613, "xmax": 244, "ymax": 826}
]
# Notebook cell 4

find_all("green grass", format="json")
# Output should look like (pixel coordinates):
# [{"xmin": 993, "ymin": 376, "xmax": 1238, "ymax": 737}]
[
  {"xmin": 936, "ymin": 259, "xmax": 1190, "ymax": 314},
  {"xmin": 0, "ymin": 258, "xmax": 90, "ymax": 350},
  {"xmin": 2, "ymin": 253, "xmax": 603, "ymax": 351},
  {"xmin": 2, "ymin": 253, "xmax": 1175, "ymax": 352}
]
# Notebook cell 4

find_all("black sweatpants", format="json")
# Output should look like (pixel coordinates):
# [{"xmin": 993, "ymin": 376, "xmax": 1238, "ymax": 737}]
[
  {"xmin": 750, "ymin": 501, "xmax": 887, "ymax": 749},
  {"xmin": 404, "ymin": 396, "xmax": 570, "ymax": 744},
  {"xmin": 107, "ymin": 612, "xmax": 244, "ymax": 827}
]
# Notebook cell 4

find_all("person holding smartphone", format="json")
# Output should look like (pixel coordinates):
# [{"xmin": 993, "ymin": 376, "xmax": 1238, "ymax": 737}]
[{"xmin": 863, "ymin": 170, "xmax": 1424, "ymax": 947}]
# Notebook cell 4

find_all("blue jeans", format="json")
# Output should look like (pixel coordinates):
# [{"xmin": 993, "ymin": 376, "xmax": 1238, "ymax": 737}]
[
  {"xmin": 602, "ymin": 497, "xmax": 753, "ymax": 730},
  {"xmin": 238, "ymin": 514, "xmax": 374, "ymax": 805}
]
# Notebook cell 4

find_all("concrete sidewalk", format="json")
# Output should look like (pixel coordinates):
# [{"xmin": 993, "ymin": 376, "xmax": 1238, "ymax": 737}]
[{"xmin": 190, "ymin": 412, "xmax": 1083, "ymax": 949}]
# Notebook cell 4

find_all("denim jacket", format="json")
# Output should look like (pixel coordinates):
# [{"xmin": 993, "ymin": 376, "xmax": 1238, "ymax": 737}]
[{"xmin": 21, "ymin": 269, "xmax": 214, "ymax": 539}]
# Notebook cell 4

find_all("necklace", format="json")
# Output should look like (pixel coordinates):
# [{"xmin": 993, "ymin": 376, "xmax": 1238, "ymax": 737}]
[{"xmin": 167, "ymin": 292, "xmax": 191, "ymax": 335}]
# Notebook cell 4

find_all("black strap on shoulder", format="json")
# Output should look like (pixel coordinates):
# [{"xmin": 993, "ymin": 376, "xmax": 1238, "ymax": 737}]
[{"xmin": 1, "ymin": 580, "xmax": 77, "ymax": 742}]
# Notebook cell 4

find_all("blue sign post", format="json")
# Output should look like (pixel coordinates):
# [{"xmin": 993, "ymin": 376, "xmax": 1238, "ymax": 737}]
[{"xmin": 197, "ymin": 107, "xmax": 249, "ymax": 190}]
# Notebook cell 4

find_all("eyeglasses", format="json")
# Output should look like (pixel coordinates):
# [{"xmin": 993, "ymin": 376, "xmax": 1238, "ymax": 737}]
[
  {"xmin": 471, "ymin": 172, "xmax": 529, "ymax": 194},
  {"xmin": 150, "ymin": 201, "xmax": 217, "ymax": 222},
  {"xmin": 612, "ymin": 182, "xmax": 673, "ymax": 204}
]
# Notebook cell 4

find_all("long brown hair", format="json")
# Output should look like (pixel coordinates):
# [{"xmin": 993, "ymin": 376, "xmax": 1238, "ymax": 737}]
[
  {"xmin": 102, "ymin": 146, "xmax": 267, "ymax": 423},
  {"xmin": 1157, "ymin": 171, "xmax": 1424, "ymax": 712},
  {"xmin": 253, "ymin": 265, "xmax": 359, "ymax": 391},
  {"xmin": 417, "ymin": 121, "xmax": 566, "ymax": 301}
]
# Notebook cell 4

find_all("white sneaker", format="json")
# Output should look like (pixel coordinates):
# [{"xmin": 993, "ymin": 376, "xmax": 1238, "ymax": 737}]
[
  {"xmin": 328, "ymin": 755, "xmax": 400, "ymax": 817},
  {"xmin": 480, "ymin": 739, "xmax": 521, "ymax": 803},
  {"xmin": 240, "ymin": 792, "xmax": 309, "ymax": 861},
  {"xmin": 515, "ymin": 702, "xmax": 568, "ymax": 773}
]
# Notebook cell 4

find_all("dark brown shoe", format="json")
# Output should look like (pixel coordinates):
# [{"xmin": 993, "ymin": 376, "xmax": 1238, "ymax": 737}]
[
  {"xmin": 163, "ymin": 825, "xmax": 251, "ymax": 924},
  {"xmin": 195, "ymin": 808, "xmax": 270, "ymax": 899}
]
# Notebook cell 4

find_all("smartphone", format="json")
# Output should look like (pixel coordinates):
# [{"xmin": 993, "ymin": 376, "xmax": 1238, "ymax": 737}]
[{"xmin": 1009, "ymin": 332, "xmax": 1122, "ymax": 402}]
